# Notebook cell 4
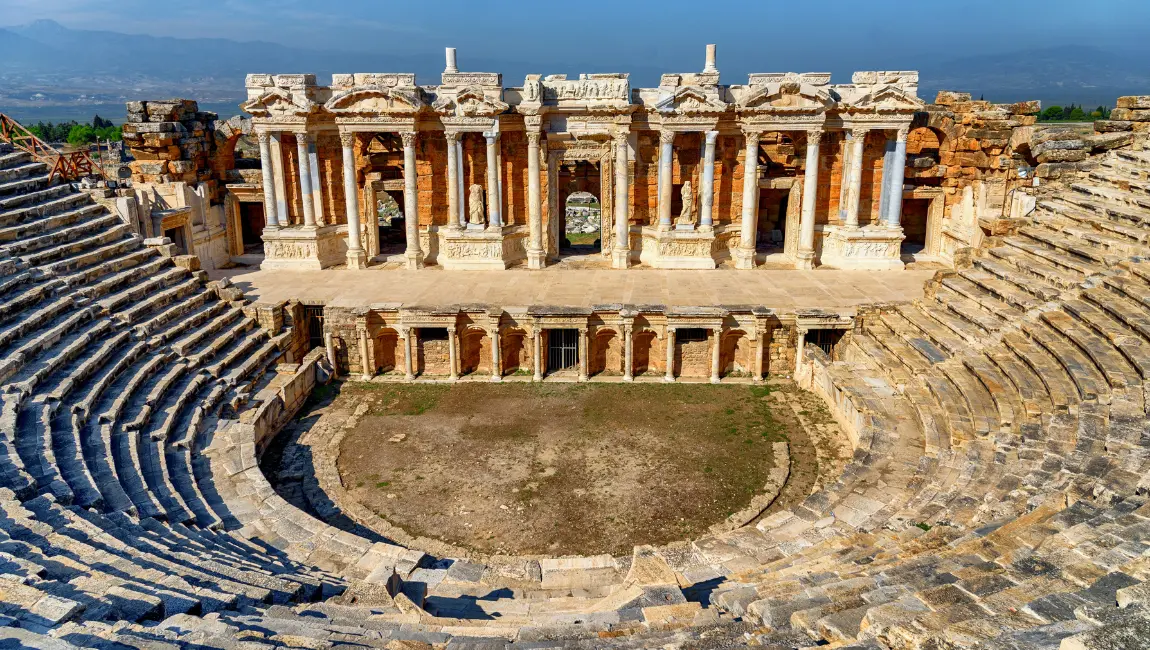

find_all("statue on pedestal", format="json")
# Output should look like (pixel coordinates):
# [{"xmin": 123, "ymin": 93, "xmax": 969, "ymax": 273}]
[
  {"xmin": 676, "ymin": 181, "xmax": 696, "ymax": 229},
  {"xmin": 468, "ymin": 184, "xmax": 486, "ymax": 229}
]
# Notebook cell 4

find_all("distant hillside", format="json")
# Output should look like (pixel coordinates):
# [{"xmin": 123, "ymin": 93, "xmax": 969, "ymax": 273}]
[{"xmin": 1, "ymin": 20, "xmax": 1147, "ymax": 117}]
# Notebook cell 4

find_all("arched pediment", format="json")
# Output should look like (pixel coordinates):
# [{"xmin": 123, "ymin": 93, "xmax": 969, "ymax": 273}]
[
  {"xmin": 432, "ymin": 86, "xmax": 510, "ymax": 118},
  {"xmin": 738, "ymin": 82, "xmax": 834, "ymax": 112},
  {"xmin": 655, "ymin": 85, "xmax": 728, "ymax": 115},
  {"xmin": 241, "ymin": 89, "xmax": 314, "ymax": 118},
  {"xmin": 325, "ymin": 86, "xmax": 425, "ymax": 114},
  {"xmin": 849, "ymin": 85, "xmax": 925, "ymax": 111}
]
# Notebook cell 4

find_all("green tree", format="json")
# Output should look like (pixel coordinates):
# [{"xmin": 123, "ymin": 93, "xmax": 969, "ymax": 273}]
[
  {"xmin": 1068, "ymin": 106, "xmax": 1087, "ymax": 121},
  {"xmin": 1040, "ymin": 106, "xmax": 1064, "ymax": 122},
  {"xmin": 66, "ymin": 124, "xmax": 97, "ymax": 147},
  {"xmin": 91, "ymin": 114, "xmax": 114, "ymax": 129}
]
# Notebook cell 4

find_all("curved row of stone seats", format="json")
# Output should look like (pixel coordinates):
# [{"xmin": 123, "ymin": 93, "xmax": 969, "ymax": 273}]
[{"xmin": 0, "ymin": 142, "xmax": 348, "ymax": 639}]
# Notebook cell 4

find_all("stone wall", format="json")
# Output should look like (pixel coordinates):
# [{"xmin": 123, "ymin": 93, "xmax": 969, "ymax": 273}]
[
  {"xmin": 420, "ymin": 337, "xmax": 453, "ymax": 375},
  {"xmin": 123, "ymin": 100, "xmax": 219, "ymax": 199},
  {"xmin": 676, "ymin": 335, "xmax": 712, "ymax": 378}
]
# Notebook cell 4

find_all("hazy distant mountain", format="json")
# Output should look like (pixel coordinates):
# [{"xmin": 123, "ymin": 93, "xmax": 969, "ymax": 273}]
[{"xmin": 1, "ymin": 19, "xmax": 1147, "ymax": 120}]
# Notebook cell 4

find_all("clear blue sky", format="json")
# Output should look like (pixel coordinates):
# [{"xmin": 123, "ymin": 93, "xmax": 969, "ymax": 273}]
[{"xmin": 3, "ymin": 0, "xmax": 1148, "ymax": 72}]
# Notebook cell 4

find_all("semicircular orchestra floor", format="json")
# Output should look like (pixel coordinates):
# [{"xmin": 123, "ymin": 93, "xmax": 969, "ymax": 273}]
[{"xmin": 261, "ymin": 381, "xmax": 851, "ymax": 558}]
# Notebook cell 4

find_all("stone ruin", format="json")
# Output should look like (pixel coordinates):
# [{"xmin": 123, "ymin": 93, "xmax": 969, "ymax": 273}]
[{"xmin": 1, "ymin": 46, "xmax": 1150, "ymax": 648}]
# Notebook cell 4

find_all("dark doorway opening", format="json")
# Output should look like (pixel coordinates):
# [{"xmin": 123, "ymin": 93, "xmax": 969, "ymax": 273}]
[
  {"xmin": 547, "ymin": 329, "xmax": 579, "ymax": 372},
  {"xmin": 756, "ymin": 189, "xmax": 789, "ymax": 251},
  {"xmin": 239, "ymin": 202, "xmax": 265, "ymax": 255},
  {"xmin": 165, "ymin": 227, "xmax": 187, "ymax": 255},
  {"xmin": 901, "ymin": 198, "xmax": 930, "ymax": 255},
  {"xmin": 808, "ymin": 329, "xmax": 845, "ymax": 360},
  {"xmin": 303, "ymin": 305, "xmax": 325, "ymax": 351}
]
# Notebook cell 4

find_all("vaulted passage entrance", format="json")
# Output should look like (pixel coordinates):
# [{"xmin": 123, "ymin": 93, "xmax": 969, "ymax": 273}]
[{"xmin": 547, "ymin": 329, "xmax": 580, "ymax": 373}]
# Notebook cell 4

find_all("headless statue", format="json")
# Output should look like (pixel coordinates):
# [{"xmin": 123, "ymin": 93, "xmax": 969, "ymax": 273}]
[
  {"xmin": 676, "ymin": 181, "xmax": 696, "ymax": 227},
  {"xmin": 468, "ymin": 184, "xmax": 486, "ymax": 227}
]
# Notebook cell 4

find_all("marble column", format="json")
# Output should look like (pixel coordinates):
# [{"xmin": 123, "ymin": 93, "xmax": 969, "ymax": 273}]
[
  {"xmin": 533, "ymin": 329, "xmax": 543, "ymax": 381},
  {"xmin": 484, "ymin": 131, "xmax": 502, "ymax": 228},
  {"xmin": 754, "ymin": 331, "xmax": 765, "ymax": 382},
  {"xmin": 623, "ymin": 325, "xmax": 633, "ymax": 382},
  {"xmin": 402, "ymin": 327, "xmax": 415, "ymax": 381},
  {"xmin": 736, "ymin": 130, "xmax": 760, "ymax": 269},
  {"xmin": 664, "ymin": 328, "xmax": 676, "ymax": 382},
  {"xmin": 270, "ymin": 133, "xmax": 289, "ymax": 223},
  {"xmin": 456, "ymin": 138, "xmax": 467, "ymax": 227},
  {"xmin": 323, "ymin": 331, "xmax": 336, "ymax": 375},
  {"xmin": 700, "ymin": 131, "xmax": 718, "ymax": 230},
  {"xmin": 526, "ymin": 131, "xmax": 545, "ymax": 269},
  {"xmin": 445, "ymin": 131, "xmax": 461, "ymax": 230},
  {"xmin": 796, "ymin": 128, "xmax": 824, "ymax": 270},
  {"xmin": 490, "ymin": 327, "xmax": 502, "ymax": 382},
  {"xmin": 340, "ymin": 132, "xmax": 367, "ymax": 269},
  {"xmin": 657, "ymin": 130, "xmax": 675, "ymax": 229},
  {"xmin": 296, "ymin": 133, "xmax": 316, "ymax": 228},
  {"xmin": 844, "ymin": 129, "xmax": 868, "ymax": 228},
  {"xmin": 612, "ymin": 131, "xmax": 631, "ymax": 269},
  {"xmin": 448, "ymin": 326, "xmax": 459, "ymax": 381},
  {"xmin": 400, "ymin": 131, "xmax": 423, "ymax": 269},
  {"xmin": 884, "ymin": 127, "xmax": 909, "ymax": 228},
  {"xmin": 308, "ymin": 137, "xmax": 324, "ymax": 225},
  {"xmin": 578, "ymin": 327, "xmax": 589, "ymax": 382},
  {"xmin": 358, "ymin": 328, "xmax": 371, "ymax": 381},
  {"xmin": 710, "ymin": 328, "xmax": 722, "ymax": 384},
  {"xmin": 257, "ymin": 132, "xmax": 280, "ymax": 229}
]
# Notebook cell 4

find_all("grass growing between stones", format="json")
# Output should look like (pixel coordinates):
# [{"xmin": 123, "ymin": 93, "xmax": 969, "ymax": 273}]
[{"xmin": 319, "ymin": 381, "xmax": 847, "ymax": 557}]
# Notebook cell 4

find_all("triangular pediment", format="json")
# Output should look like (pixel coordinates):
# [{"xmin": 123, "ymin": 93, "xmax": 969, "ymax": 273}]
[
  {"xmin": 655, "ymin": 85, "xmax": 728, "ymax": 114},
  {"xmin": 432, "ymin": 86, "xmax": 510, "ymax": 117},
  {"xmin": 325, "ymin": 86, "xmax": 424, "ymax": 114},
  {"xmin": 851, "ymin": 85, "xmax": 924, "ymax": 110},
  {"xmin": 241, "ymin": 89, "xmax": 313, "ymax": 118},
  {"xmin": 739, "ymin": 82, "xmax": 833, "ymax": 111}
]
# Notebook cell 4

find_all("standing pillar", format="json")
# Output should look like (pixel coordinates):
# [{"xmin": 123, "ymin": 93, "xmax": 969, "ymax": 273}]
[
  {"xmin": 844, "ymin": 129, "xmax": 867, "ymax": 228},
  {"xmin": 710, "ymin": 327, "xmax": 722, "ymax": 384},
  {"xmin": 490, "ymin": 327, "xmax": 502, "ymax": 382},
  {"xmin": 484, "ymin": 131, "xmax": 502, "ymax": 228},
  {"xmin": 257, "ymin": 132, "xmax": 280, "ymax": 229},
  {"xmin": 736, "ymin": 130, "xmax": 760, "ymax": 269},
  {"xmin": 400, "ymin": 131, "xmax": 423, "ymax": 269},
  {"xmin": 296, "ymin": 133, "xmax": 316, "ymax": 228},
  {"xmin": 358, "ymin": 328, "xmax": 372, "ymax": 381},
  {"xmin": 612, "ymin": 131, "xmax": 631, "ymax": 269},
  {"xmin": 657, "ymin": 130, "xmax": 675, "ymax": 229},
  {"xmin": 402, "ymin": 327, "xmax": 415, "ymax": 381},
  {"xmin": 456, "ymin": 138, "xmax": 467, "ymax": 227},
  {"xmin": 796, "ymin": 128, "xmax": 824, "ymax": 270},
  {"xmin": 340, "ymin": 132, "xmax": 368, "ymax": 269},
  {"xmin": 623, "ymin": 325, "xmax": 634, "ymax": 382},
  {"xmin": 270, "ymin": 133, "xmax": 289, "ymax": 224},
  {"xmin": 664, "ymin": 327, "xmax": 676, "ymax": 382},
  {"xmin": 884, "ymin": 127, "xmax": 910, "ymax": 228},
  {"xmin": 533, "ymin": 329, "xmax": 543, "ymax": 381},
  {"xmin": 445, "ymin": 132, "xmax": 461, "ymax": 230},
  {"xmin": 308, "ymin": 137, "xmax": 324, "ymax": 225},
  {"xmin": 578, "ymin": 327, "xmax": 589, "ymax": 382},
  {"xmin": 754, "ymin": 330, "xmax": 766, "ymax": 381},
  {"xmin": 526, "ymin": 131, "xmax": 545, "ymax": 269},
  {"xmin": 448, "ymin": 326, "xmax": 459, "ymax": 381},
  {"xmin": 700, "ymin": 130, "xmax": 718, "ymax": 230},
  {"xmin": 323, "ymin": 331, "xmax": 336, "ymax": 374},
  {"xmin": 794, "ymin": 329, "xmax": 806, "ymax": 378}
]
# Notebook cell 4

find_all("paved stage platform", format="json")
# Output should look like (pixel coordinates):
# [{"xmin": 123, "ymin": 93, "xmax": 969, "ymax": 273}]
[{"xmin": 210, "ymin": 267, "xmax": 937, "ymax": 313}]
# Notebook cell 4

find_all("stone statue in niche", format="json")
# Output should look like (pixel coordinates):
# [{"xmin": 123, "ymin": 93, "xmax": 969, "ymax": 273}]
[
  {"xmin": 676, "ymin": 181, "xmax": 696, "ymax": 229},
  {"xmin": 468, "ymin": 184, "xmax": 486, "ymax": 229}
]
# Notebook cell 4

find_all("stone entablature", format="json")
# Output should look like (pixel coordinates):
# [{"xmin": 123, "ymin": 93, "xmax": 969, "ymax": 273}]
[{"xmin": 240, "ymin": 45, "xmax": 927, "ymax": 271}]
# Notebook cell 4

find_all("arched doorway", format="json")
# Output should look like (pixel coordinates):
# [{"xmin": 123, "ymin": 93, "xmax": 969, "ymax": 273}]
[{"xmin": 563, "ymin": 191, "xmax": 602, "ymax": 254}]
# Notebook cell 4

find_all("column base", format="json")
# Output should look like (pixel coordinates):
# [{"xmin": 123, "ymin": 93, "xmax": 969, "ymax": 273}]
[
  {"xmin": 346, "ymin": 248, "xmax": 368, "ymax": 270},
  {"xmin": 733, "ymin": 246, "xmax": 757, "ymax": 270},
  {"xmin": 527, "ymin": 248, "xmax": 546, "ymax": 270},
  {"xmin": 490, "ymin": 375, "xmax": 503, "ymax": 383},
  {"xmin": 663, "ymin": 375, "xmax": 675, "ymax": 383},
  {"xmin": 533, "ymin": 373, "xmax": 542, "ymax": 382},
  {"xmin": 710, "ymin": 376, "xmax": 721, "ymax": 385},
  {"xmin": 611, "ymin": 247, "xmax": 631, "ymax": 269},
  {"xmin": 794, "ymin": 250, "xmax": 815, "ymax": 270},
  {"xmin": 404, "ymin": 373, "xmax": 415, "ymax": 381},
  {"xmin": 360, "ymin": 374, "xmax": 372, "ymax": 381},
  {"xmin": 404, "ymin": 249, "xmax": 425, "ymax": 270},
  {"xmin": 623, "ymin": 375, "xmax": 634, "ymax": 383},
  {"xmin": 817, "ymin": 225, "xmax": 905, "ymax": 270},
  {"xmin": 450, "ymin": 374, "xmax": 459, "ymax": 382}
]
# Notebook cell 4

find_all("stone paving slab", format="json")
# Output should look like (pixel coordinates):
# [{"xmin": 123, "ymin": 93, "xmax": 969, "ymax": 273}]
[{"xmin": 207, "ymin": 267, "xmax": 935, "ymax": 312}]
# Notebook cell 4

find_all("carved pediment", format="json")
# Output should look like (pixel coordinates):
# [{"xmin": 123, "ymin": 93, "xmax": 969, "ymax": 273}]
[
  {"xmin": 432, "ymin": 87, "xmax": 510, "ymax": 118},
  {"xmin": 849, "ymin": 85, "xmax": 924, "ymax": 111},
  {"xmin": 655, "ymin": 85, "xmax": 728, "ymax": 115},
  {"xmin": 324, "ymin": 86, "xmax": 425, "ymax": 114},
  {"xmin": 241, "ymin": 89, "xmax": 315, "ymax": 118},
  {"xmin": 738, "ymin": 82, "xmax": 834, "ymax": 113}
]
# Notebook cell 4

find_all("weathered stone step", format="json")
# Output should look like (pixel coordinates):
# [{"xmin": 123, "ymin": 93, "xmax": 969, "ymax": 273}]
[
  {"xmin": 117, "ymin": 278, "xmax": 203, "ymax": 326},
  {"xmin": 1040, "ymin": 309, "xmax": 1143, "ymax": 389},
  {"xmin": 881, "ymin": 310, "xmax": 950, "ymax": 365},
  {"xmin": 1082, "ymin": 285, "xmax": 1150, "ymax": 342},
  {"xmin": 0, "ymin": 212, "xmax": 120, "ymax": 258},
  {"xmin": 1000, "ymin": 332, "xmax": 1077, "ymax": 410},
  {"xmin": 59, "ymin": 247, "xmax": 157, "ymax": 289},
  {"xmin": 0, "ymin": 172, "xmax": 51, "ymax": 198},
  {"xmin": 938, "ymin": 361, "xmax": 999, "ymax": 437},
  {"xmin": 972, "ymin": 255, "xmax": 1062, "ymax": 301},
  {"xmin": 1070, "ymin": 180, "xmax": 1150, "ymax": 211},
  {"xmin": 0, "ymin": 202, "xmax": 104, "ymax": 244},
  {"xmin": 1002, "ymin": 234, "xmax": 1099, "ymax": 278},
  {"xmin": 0, "ymin": 182, "xmax": 75, "ymax": 216},
  {"xmin": 42, "ymin": 233, "xmax": 140, "ymax": 277},
  {"xmin": 1020, "ymin": 319, "xmax": 1108, "ymax": 401},
  {"xmin": 932, "ymin": 284, "xmax": 1013, "ymax": 335},
  {"xmin": 899, "ymin": 303, "xmax": 970, "ymax": 354},
  {"xmin": 960, "ymin": 353, "xmax": 1019, "ymax": 431},
  {"xmin": 1044, "ymin": 195, "xmax": 1150, "ymax": 236},
  {"xmin": 0, "ymin": 161, "xmax": 45, "ymax": 184},
  {"xmin": 1018, "ymin": 225, "xmax": 1121, "ymax": 268},
  {"xmin": 958, "ymin": 269, "xmax": 1044, "ymax": 311},
  {"xmin": 24, "ymin": 222, "xmax": 132, "ymax": 267},
  {"xmin": 14, "ymin": 402, "xmax": 75, "ymax": 505},
  {"xmin": 986, "ymin": 245, "xmax": 1082, "ymax": 291}
]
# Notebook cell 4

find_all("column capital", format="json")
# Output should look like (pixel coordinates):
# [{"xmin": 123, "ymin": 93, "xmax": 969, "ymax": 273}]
[
  {"xmin": 704, "ymin": 130, "xmax": 720, "ymax": 144},
  {"xmin": 447, "ymin": 325, "xmax": 457, "ymax": 334},
  {"xmin": 896, "ymin": 125, "xmax": 911, "ymax": 141},
  {"xmin": 659, "ymin": 130, "xmax": 676, "ymax": 145},
  {"xmin": 257, "ymin": 131, "xmax": 272, "ymax": 145},
  {"xmin": 483, "ymin": 131, "xmax": 500, "ymax": 143},
  {"xmin": 444, "ymin": 130, "xmax": 461, "ymax": 144},
  {"xmin": 850, "ymin": 127, "xmax": 870, "ymax": 141},
  {"xmin": 400, "ymin": 130, "xmax": 418, "ymax": 148},
  {"xmin": 578, "ymin": 327, "xmax": 589, "ymax": 335},
  {"xmin": 613, "ymin": 130, "xmax": 629, "ymax": 145},
  {"xmin": 806, "ymin": 128, "xmax": 825, "ymax": 143},
  {"xmin": 526, "ymin": 130, "xmax": 542, "ymax": 146},
  {"xmin": 742, "ymin": 128, "xmax": 761, "ymax": 143},
  {"xmin": 339, "ymin": 132, "xmax": 356, "ymax": 148},
  {"xmin": 292, "ymin": 128, "xmax": 312, "ymax": 140}
]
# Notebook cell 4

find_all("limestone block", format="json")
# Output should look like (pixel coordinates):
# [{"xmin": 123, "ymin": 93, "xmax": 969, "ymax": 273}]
[
  {"xmin": 539, "ymin": 555, "xmax": 619, "ymax": 590},
  {"xmin": 1009, "ymin": 126, "xmax": 1035, "ymax": 153},
  {"xmin": 935, "ymin": 91, "xmax": 972, "ymax": 106},
  {"xmin": 1033, "ymin": 139, "xmax": 1087, "ymax": 158},
  {"xmin": 1036, "ymin": 148, "xmax": 1089, "ymax": 164},
  {"xmin": 1034, "ymin": 162, "xmax": 1080, "ymax": 179},
  {"xmin": 1111, "ymin": 107, "xmax": 1150, "ymax": 122},
  {"xmin": 172, "ymin": 254, "xmax": 201, "ymax": 272},
  {"xmin": 954, "ymin": 151, "xmax": 990, "ymax": 168},
  {"xmin": 1086, "ymin": 132, "xmax": 1134, "ymax": 152},
  {"xmin": 1116, "ymin": 95, "xmax": 1150, "ymax": 109},
  {"xmin": 1095, "ymin": 120, "xmax": 1135, "ymax": 133},
  {"xmin": 1030, "ymin": 128, "xmax": 1081, "ymax": 147},
  {"xmin": 1007, "ymin": 100, "xmax": 1041, "ymax": 115}
]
